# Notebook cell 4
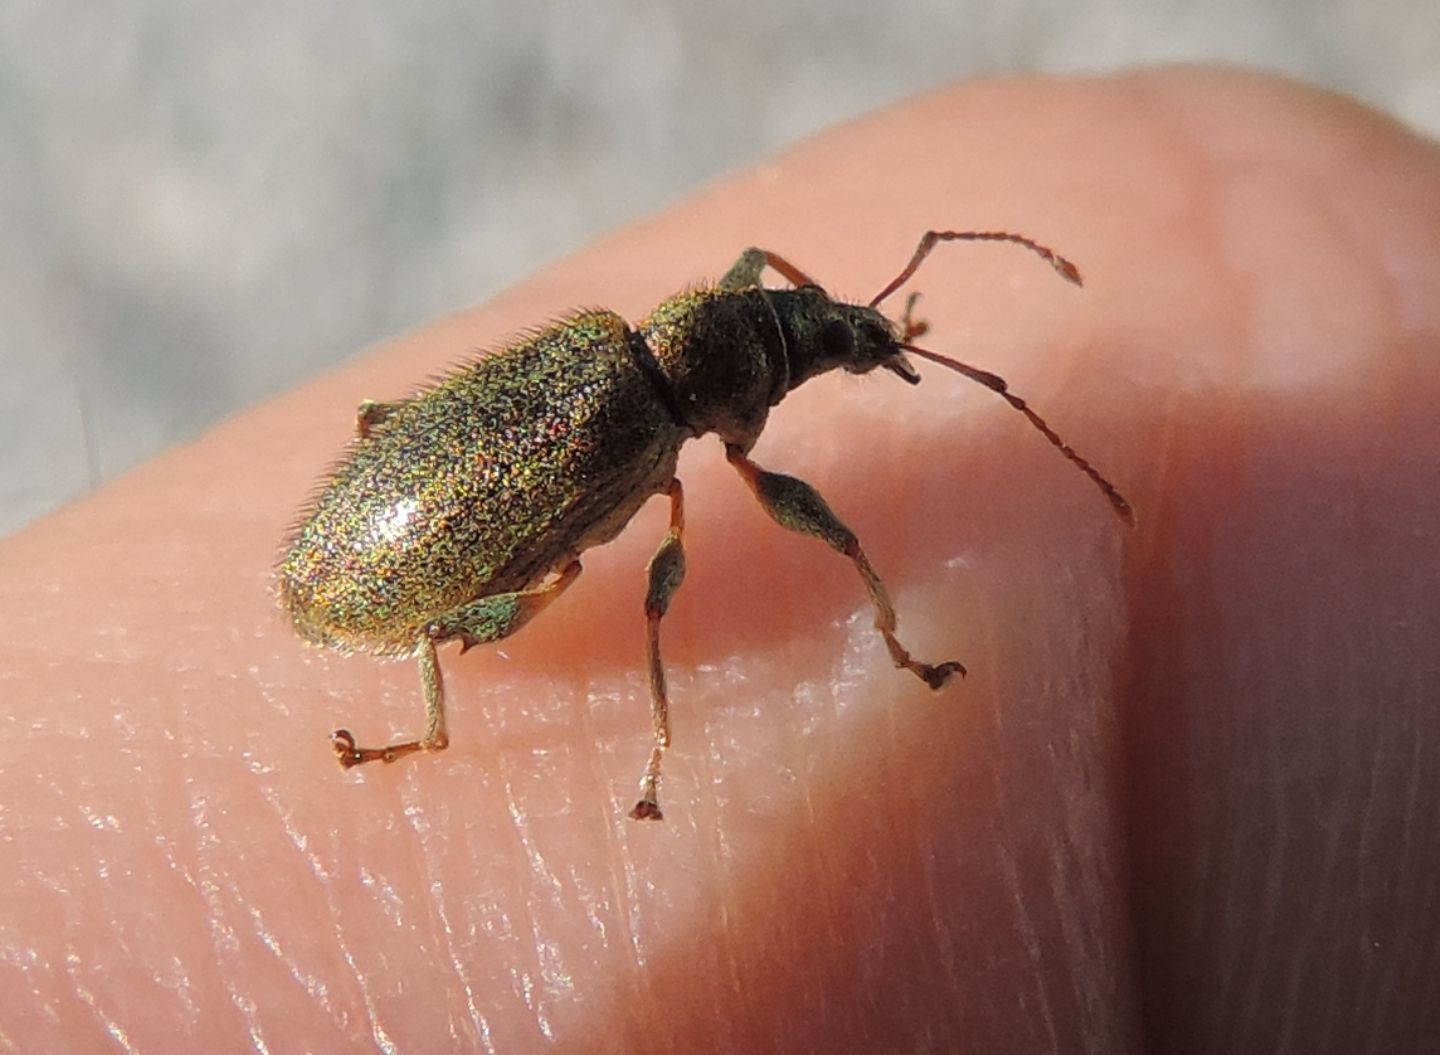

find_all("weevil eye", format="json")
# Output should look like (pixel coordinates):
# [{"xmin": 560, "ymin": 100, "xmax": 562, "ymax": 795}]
[{"xmin": 820, "ymin": 318, "xmax": 855, "ymax": 360}]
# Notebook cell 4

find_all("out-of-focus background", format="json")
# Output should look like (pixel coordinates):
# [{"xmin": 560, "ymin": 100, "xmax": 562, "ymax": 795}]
[{"xmin": 3, "ymin": 2, "xmax": 1437, "ymax": 538}]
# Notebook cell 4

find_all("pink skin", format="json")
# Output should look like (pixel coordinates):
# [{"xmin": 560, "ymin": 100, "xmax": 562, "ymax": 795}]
[{"xmin": 3, "ymin": 69, "xmax": 1439, "ymax": 1052}]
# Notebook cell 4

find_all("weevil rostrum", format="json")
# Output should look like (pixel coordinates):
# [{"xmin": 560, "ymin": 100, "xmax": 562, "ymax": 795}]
[{"xmin": 278, "ymin": 231, "xmax": 1132, "ymax": 820}]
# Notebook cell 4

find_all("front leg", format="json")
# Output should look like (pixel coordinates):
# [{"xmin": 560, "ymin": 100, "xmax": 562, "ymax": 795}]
[
  {"xmin": 726, "ymin": 445, "xmax": 965, "ymax": 689},
  {"xmin": 719, "ymin": 247, "xmax": 821, "ymax": 291},
  {"xmin": 331, "ymin": 561, "xmax": 583, "ymax": 767}
]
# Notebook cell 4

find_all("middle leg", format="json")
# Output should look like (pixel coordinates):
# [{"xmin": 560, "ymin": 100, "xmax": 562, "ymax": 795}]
[
  {"xmin": 331, "ymin": 561, "xmax": 583, "ymax": 767},
  {"xmin": 631, "ymin": 479, "xmax": 687, "ymax": 820}
]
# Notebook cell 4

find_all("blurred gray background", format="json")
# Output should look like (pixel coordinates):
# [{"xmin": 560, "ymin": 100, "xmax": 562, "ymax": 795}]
[{"xmin": 2, "ymin": 1, "xmax": 1437, "ymax": 538}]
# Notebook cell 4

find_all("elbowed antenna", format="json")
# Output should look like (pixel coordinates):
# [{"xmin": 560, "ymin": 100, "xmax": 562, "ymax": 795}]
[
  {"xmin": 899, "ymin": 341, "xmax": 1133, "ymax": 524},
  {"xmin": 869, "ymin": 229, "xmax": 1083, "ymax": 311},
  {"xmin": 867, "ymin": 229, "xmax": 1128, "ymax": 523}
]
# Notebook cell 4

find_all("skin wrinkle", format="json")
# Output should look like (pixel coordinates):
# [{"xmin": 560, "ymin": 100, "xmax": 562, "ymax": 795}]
[
  {"xmin": 998, "ymin": 842, "xmax": 1061, "ymax": 1053},
  {"xmin": 235, "ymin": 795, "xmax": 335, "ymax": 1041},
  {"xmin": 707, "ymin": 736, "xmax": 747, "ymax": 1043},
  {"xmin": 329, "ymin": 825, "xmax": 406, "ymax": 1050},
  {"xmin": 401, "ymin": 790, "xmax": 497, "ymax": 1051},
  {"xmin": 578, "ymin": 682, "xmax": 647, "ymax": 1020},
  {"xmin": 245, "ymin": 798, "xmax": 339, "ymax": 1018},
  {"xmin": 916, "ymin": 776, "xmax": 964, "ymax": 1009},
  {"xmin": 241, "ymin": 893, "xmax": 327, "ymax": 1017},
  {"xmin": 1337, "ymin": 706, "xmax": 1388, "ymax": 1040},
  {"xmin": 1370, "ymin": 687, "xmax": 1430, "ymax": 1049},
  {"xmin": 1389, "ymin": 708, "xmax": 1426, "ymax": 963}
]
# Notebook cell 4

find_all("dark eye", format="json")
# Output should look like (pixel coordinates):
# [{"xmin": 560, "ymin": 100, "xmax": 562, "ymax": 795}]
[{"xmin": 820, "ymin": 318, "xmax": 855, "ymax": 359}]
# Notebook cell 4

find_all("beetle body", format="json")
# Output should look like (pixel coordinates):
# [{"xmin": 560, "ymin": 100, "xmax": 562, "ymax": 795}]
[
  {"xmin": 280, "ymin": 282, "xmax": 895, "ymax": 644},
  {"xmin": 279, "ymin": 233, "xmax": 1130, "ymax": 819},
  {"xmin": 280, "ymin": 311, "xmax": 687, "ymax": 658}
]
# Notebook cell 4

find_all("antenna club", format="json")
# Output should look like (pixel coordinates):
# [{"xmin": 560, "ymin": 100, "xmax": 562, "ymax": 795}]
[{"xmin": 1053, "ymin": 257, "xmax": 1084, "ymax": 287}]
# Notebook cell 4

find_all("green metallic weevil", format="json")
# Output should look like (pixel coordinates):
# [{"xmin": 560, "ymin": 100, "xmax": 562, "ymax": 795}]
[{"xmin": 278, "ymin": 230, "xmax": 1132, "ymax": 820}]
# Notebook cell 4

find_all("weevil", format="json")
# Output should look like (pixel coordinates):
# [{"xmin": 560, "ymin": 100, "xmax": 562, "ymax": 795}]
[{"xmin": 278, "ymin": 230, "xmax": 1132, "ymax": 820}]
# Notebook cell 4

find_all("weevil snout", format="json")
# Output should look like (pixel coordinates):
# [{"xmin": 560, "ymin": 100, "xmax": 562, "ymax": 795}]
[
  {"xmin": 824, "ymin": 305, "xmax": 922, "ymax": 385},
  {"xmin": 880, "ymin": 354, "xmax": 922, "ymax": 385},
  {"xmin": 826, "ymin": 305, "xmax": 914, "ymax": 379}
]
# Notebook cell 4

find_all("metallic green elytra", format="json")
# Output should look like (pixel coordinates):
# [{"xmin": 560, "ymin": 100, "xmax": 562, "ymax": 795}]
[{"xmin": 278, "ymin": 230, "xmax": 1132, "ymax": 820}]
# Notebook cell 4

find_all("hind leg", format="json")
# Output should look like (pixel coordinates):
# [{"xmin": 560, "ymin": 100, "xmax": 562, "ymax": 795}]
[{"xmin": 331, "ymin": 561, "xmax": 583, "ymax": 767}]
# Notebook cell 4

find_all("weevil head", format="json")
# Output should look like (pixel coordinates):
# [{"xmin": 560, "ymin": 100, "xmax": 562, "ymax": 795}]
[
  {"xmin": 776, "ymin": 291, "xmax": 918, "ymax": 391},
  {"xmin": 640, "ymin": 284, "xmax": 919, "ymax": 451}
]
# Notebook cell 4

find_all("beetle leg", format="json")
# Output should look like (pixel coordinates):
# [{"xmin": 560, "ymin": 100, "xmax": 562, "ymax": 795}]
[
  {"xmin": 355, "ymin": 399, "xmax": 407, "ymax": 438},
  {"xmin": 425, "ymin": 560, "xmax": 582, "ymax": 653},
  {"xmin": 725, "ymin": 444, "xmax": 965, "ymax": 689},
  {"xmin": 632, "ymin": 479, "xmax": 687, "ymax": 821},
  {"xmin": 719, "ymin": 248, "xmax": 820, "ymax": 291},
  {"xmin": 331, "ymin": 638, "xmax": 448, "ymax": 766},
  {"xmin": 719, "ymin": 249, "xmax": 767, "ymax": 290},
  {"xmin": 897, "ymin": 291, "xmax": 929, "ymax": 342},
  {"xmin": 331, "ymin": 561, "xmax": 582, "ymax": 768}
]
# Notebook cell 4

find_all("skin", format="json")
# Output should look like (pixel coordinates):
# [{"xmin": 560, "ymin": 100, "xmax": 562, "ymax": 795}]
[{"xmin": 2, "ymin": 68, "xmax": 1438, "ymax": 1053}]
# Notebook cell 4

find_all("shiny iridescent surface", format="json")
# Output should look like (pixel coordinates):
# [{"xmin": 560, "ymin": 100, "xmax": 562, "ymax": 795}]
[{"xmin": 279, "ymin": 310, "xmax": 686, "ymax": 657}]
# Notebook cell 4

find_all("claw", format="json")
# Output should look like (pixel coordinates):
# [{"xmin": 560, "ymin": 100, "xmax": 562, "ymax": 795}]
[
  {"xmin": 331, "ymin": 728, "xmax": 362, "ymax": 768},
  {"xmin": 920, "ymin": 660, "xmax": 966, "ymax": 689},
  {"xmin": 330, "ymin": 728, "xmax": 421, "ymax": 766}
]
